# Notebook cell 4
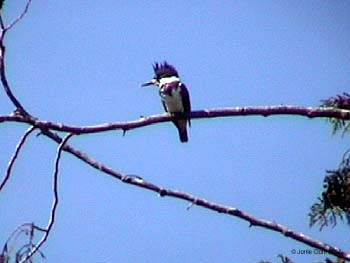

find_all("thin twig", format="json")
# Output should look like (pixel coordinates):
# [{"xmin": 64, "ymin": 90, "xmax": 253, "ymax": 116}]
[
  {"xmin": 19, "ymin": 133, "xmax": 74, "ymax": 263},
  {"xmin": 0, "ymin": 126, "xmax": 35, "ymax": 192},
  {"xmin": 0, "ymin": 106, "xmax": 349, "ymax": 135},
  {"xmin": 0, "ymin": 47, "xmax": 31, "ymax": 116},
  {"xmin": 4, "ymin": 0, "xmax": 33, "ymax": 32},
  {"xmin": 0, "ymin": 13, "xmax": 5, "ymax": 30},
  {"xmin": 0, "ymin": 0, "xmax": 32, "ymax": 116},
  {"xmin": 2, "ymin": 223, "xmax": 46, "ymax": 260},
  {"xmin": 2, "ymin": 223, "xmax": 33, "ymax": 255}
]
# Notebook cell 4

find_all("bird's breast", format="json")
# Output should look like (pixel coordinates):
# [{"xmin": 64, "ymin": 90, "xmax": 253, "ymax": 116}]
[{"xmin": 160, "ymin": 87, "xmax": 184, "ymax": 113}]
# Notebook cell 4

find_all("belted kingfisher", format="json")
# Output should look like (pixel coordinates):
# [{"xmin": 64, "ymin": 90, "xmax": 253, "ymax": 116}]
[{"xmin": 142, "ymin": 62, "xmax": 191, "ymax": 143}]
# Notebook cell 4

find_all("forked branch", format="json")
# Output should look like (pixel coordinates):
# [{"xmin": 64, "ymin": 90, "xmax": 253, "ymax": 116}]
[{"xmin": 19, "ymin": 133, "xmax": 73, "ymax": 263}]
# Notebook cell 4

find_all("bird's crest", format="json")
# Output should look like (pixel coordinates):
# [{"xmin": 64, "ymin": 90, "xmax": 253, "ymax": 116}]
[{"xmin": 152, "ymin": 61, "xmax": 179, "ymax": 80}]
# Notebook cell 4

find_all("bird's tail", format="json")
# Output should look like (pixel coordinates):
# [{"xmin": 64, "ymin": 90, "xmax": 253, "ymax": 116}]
[
  {"xmin": 178, "ymin": 128, "xmax": 188, "ymax": 143},
  {"xmin": 174, "ymin": 119, "xmax": 188, "ymax": 143}
]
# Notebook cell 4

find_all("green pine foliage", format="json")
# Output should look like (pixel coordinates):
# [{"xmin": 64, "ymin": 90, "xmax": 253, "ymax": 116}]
[
  {"xmin": 309, "ymin": 151, "xmax": 350, "ymax": 230},
  {"xmin": 321, "ymin": 92, "xmax": 350, "ymax": 136}
]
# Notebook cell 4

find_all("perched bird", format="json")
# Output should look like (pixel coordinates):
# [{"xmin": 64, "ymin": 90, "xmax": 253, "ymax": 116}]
[{"xmin": 142, "ymin": 62, "xmax": 191, "ymax": 143}]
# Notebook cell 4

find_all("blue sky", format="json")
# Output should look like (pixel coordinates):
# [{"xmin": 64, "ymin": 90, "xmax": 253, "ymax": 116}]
[{"xmin": 1, "ymin": 1, "xmax": 349, "ymax": 262}]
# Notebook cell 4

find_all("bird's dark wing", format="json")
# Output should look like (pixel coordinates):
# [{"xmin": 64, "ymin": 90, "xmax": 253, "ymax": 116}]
[{"xmin": 179, "ymin": 83, "xmax": 191, "ymax": 127}]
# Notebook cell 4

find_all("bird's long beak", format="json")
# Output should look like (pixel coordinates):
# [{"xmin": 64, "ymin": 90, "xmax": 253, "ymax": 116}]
[{"xmin": 141, "ymin": 79, "xmax": 156, "ymax": 87}]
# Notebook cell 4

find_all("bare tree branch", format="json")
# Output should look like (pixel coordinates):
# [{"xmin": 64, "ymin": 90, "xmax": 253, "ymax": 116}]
[
  {"xmin": 0, "ymin": 40, "xmax": 30, "ymax": 116},
  {"xmin": 117, "ymin": 179, "xmax": 350, "ymax": 261},
  {"xmin": 32, "ymin": 129, "xmax": 350, "ymax": 262},
  {"xmin": 0, "ymin": 105, "xmax": 349, "ymax": 135},
  {"xmin": 19, "ymin": 133, "xmax": 74, "ymax": 263},
  {"xmin": 1, "ymin": 0, "xmax": 33, "ymax": 31},
  {"xmin": 0, "ymin": 126, "xmax": 35, "ymax": 192},
  {"xmin": 0, "ymin": 12, "xmax": 4, "ymax": 30},
  {"xmin": 0, "ymin": 0, "xmax": 33, "ymax": 117},
  {"xmin": 1, "ymin": 1, "xmax": 349, "ymax": 262}
]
